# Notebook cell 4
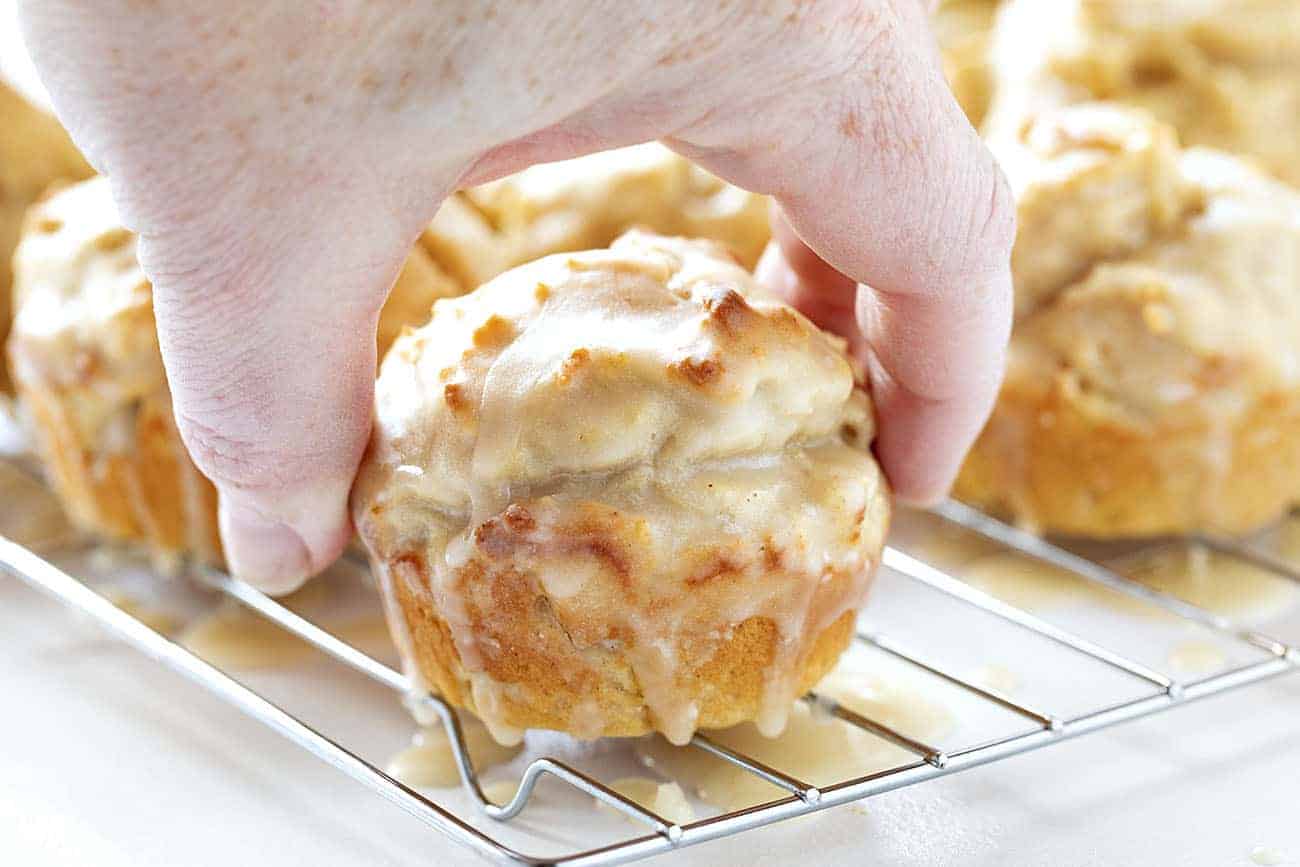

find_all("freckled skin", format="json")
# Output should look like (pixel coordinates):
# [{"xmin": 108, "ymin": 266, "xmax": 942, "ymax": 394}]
[{"xmin": 18, "ymin": 0, "xmax": 1014, "ymax": 589}]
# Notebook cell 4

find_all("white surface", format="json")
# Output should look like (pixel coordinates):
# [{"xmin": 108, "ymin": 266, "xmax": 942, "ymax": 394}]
[
  {"xmin": 3, "ymin": 535, "xmax": 1299, "ymax": 867},
  {"xmin": 4, "ymin": 9, "xmax": 1300, "ymax": 866}
]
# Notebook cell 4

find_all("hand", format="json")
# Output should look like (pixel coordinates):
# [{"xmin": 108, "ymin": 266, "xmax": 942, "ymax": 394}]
[{"xmin": 20, "ymin": 0, "xmax": 1014, "ymax": 591}]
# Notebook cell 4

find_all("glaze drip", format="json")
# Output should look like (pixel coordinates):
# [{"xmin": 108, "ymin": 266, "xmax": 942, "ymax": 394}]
[{"xmin": 355, "ymin": 232, "xmax": 889, "ymax": 744}]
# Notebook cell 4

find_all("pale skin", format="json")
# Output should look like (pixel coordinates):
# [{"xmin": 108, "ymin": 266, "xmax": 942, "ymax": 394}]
[{"xmin": 19, "ymin": 0, "xmax": 1015, "ymax": 593}]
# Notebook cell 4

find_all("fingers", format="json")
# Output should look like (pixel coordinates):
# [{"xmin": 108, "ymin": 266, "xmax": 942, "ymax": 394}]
[
  {"xmin": 755, "ymin": 210, "xmax": 862, "ymax": 354},
  {"xmin": 16, "ymin": 0, "xmax": 1010, "ymax": 595},
  {"xmin": 136, "ymin": 182, "xmax": 428, "ymax": 593},
  {"xmin": 19, "ymin": 1, "xmax": 454, "ymax": 591},
  {"xmin": 674, "ymin": 1, "xmax": 1015, "ymax": 505},
  {"xmin": 46, "ymin": 48, "xmax": 434, "ymax": 592}
]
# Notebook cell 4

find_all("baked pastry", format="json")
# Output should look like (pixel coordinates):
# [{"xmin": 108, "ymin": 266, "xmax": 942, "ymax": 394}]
[
  {"xmin": 8, "ymin": 176, "xmax": 459, "ymax": 564},
  {"xmin": 9, "ymin": 145, "xmax": 765, "ymax": 564},
  {"xmin": 9, "ymin": 177, "xmax": 221, "ymax": 565},
  {"xmin": 376, "ymin": 249, "xmax": 465, "ymax": 360},
  {"xmin": 986, "ymin": 0, "xmax": 1300, "ymax": 188},
  {"xmin": 353, "ymin": 231, "xmax": 888, "ymax": 744},
  {"xmin": 933, "ymin": 0, "xmax": 1002, "ymax": 128},
  {"xmin": 955, "ymin": 104, "xmax": 1300, "ymax": 537},
  {"xmin": 1, "ymin": 81, "xmax": 93, "ymax": 388},
  {"xmin": 420, "ymin": 143, "xmax": 771, "ymax": 290}
]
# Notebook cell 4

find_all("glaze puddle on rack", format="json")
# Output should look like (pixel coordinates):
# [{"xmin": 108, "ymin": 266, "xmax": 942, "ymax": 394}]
[{"xmin": 2, "ymin": 455, "xmax": 1297, "ymax": 865}]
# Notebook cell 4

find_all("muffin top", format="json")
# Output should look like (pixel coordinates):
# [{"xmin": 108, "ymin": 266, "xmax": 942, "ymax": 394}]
[
  {"xmin": 1, "ymin": 82, "xmax": 95, "ymax": 388},
  {"xmin": 9, "ymin": 176, "xmax": 162, "ymax": 444},
  {"xmin": 362, "ymin": 230, "xmax": 872, "ymax": 524},
  {"xmin": 1000, "ymin": 104, "xmax": 1300, "ymax": 422},
  {"xmin": 9, "ymin": 176, "xmax": 463, "ymax": 440},
  {"xmin": 997, "ymin": 102, "xmax": 1205, "ymax": 317},
  {"xmin": 987, "ymin": 0, "xmax": 1300, "ymax": 187},
  {"xmin": 354, "ymin": 231, "xmax": 887, "ymax": 742},
  {"xmin": 421, "ymin": 144, "xmax": 771, "ymax": 290}
]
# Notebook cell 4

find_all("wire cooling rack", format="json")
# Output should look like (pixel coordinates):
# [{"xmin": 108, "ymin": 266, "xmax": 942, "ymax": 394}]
[{"xmin": 3, "ymin": 456, "xmax": 1299, "ymax": 866}]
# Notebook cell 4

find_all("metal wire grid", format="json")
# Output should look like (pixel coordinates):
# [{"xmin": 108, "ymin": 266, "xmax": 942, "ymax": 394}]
[{"xmin": 3, "ymin": 490, "xmax": 1299, "ymax": 867}]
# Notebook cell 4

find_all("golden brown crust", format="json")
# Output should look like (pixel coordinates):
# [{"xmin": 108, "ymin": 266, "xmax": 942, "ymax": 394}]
[
  {"xmin": 958, "ymin": 106, "xmax": 1300, "ymax": 537},
  {"xmin": 390, "ymin": 561, "xmax": 857, "ymax": 738},
  {"xmin": 21, "ymin": 383, "xmax": 222, "ymax": 563},
  {"xmin": 956, "ymin": 380, "xmax": 1300, "ymax": 538},
  {"xmin": 7, "ymin": 177, "xmax": 220, "ymax": 563},
  {"xmin": 355, "ymin": 233, "xmax": 888, "ymax": 741}
]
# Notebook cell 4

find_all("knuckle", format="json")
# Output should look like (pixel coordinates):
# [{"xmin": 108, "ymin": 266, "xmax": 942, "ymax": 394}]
[{"xmin": 174, "ymin": 411, "xmax": 300, "ymax": 494}]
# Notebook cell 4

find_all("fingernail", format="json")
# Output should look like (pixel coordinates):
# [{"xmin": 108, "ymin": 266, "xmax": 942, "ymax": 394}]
[{"xmin": 219, "ymin": 502, "xmax": 312, "ymax": 594}]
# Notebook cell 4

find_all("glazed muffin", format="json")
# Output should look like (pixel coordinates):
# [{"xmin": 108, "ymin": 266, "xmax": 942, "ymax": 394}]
[
  {"xmin": 986, "ymin": 0, "xmax": 1300, "ymax": 188},
  {"xmin": 8, "ymin": 177, "xmax": 460, "ymax": 564},
  {"xmin": 933, "ymin": 0, "xmax": 1003, "ymax": 128},
  {"xmin": 956, "ymin": 105, "xmax": 1300, "ymax": 537},
  {"xmin": 1, "ymin": 81, "xmax": 94, "ymax": 388},
  {"xmin": 421, "ymin": 143, "xmax": 771, "ymax": 290},
  {"xmin": 353, "ymin": 231, "xmax": 889, "ymax": 744}
]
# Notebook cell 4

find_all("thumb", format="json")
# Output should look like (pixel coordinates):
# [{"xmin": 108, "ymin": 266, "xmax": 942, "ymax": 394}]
[
  {"xmin": 131, "ymin": 170, "xmax": 438, "ymax": 592},
  {"xmin": 16, "ymin": 3, "xmax": 455, "ymax": 592}
]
